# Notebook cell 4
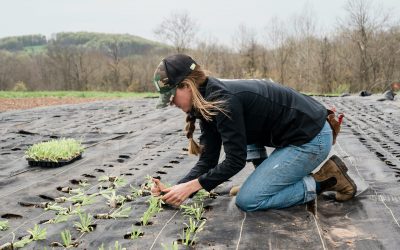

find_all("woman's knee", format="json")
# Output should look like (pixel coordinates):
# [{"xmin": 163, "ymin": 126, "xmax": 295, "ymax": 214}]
[{"xmin": 235, "ymin": 191, "xmax": 263, "ymax": 211}]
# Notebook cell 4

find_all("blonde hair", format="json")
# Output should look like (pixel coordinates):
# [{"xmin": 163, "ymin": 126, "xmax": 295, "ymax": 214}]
[{"xmin": 180, "ymin": 65, "xmax": 227, "ymax": 155}]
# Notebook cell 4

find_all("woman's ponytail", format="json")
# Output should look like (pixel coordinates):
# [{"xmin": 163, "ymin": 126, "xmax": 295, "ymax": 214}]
[{"xmin": 185, "ymin": 113, "xmax": 202, "ymax": 155}]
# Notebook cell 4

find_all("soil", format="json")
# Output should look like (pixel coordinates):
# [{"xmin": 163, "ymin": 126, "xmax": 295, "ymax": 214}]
[
  {"xmin": 0, "ymin": 95, "xmax": 399, "ymax": 249},
  {"xmin": 0, "ymin": 97, "xmax": 113, "ymax": 112}
]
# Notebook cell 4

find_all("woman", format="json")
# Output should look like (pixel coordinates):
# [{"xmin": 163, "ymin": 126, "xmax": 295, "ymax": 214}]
[{"xmin": 151, "ymin": 54, "xmax": 356, "ymax": 211}]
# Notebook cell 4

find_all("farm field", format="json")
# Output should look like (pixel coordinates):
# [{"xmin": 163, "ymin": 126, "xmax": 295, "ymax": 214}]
[{"xmin": 0, "ymin": 95, "xmax": 399, "ymax": 249}]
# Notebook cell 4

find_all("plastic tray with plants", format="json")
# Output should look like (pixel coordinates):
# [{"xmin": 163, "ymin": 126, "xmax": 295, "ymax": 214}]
[{"xmin": 25, "ymin": 138, "xmax": 84, "ymax": 167}]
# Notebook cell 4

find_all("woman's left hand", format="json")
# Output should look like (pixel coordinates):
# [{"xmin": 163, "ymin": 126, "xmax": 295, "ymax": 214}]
[{"xmin": 161, "ymin": 179, "xmax": 202, "ymax": 207}]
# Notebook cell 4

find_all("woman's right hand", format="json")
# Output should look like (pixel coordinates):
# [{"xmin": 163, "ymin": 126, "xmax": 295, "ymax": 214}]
[{"xmin": 151, "ymin": 178, "xmax": 167, "ymax": 196}]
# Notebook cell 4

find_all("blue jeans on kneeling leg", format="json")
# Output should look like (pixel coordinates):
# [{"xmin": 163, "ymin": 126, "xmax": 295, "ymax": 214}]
[{"xmin": 236, "ymin": 121, "xmax": 332, "ymax": 211}]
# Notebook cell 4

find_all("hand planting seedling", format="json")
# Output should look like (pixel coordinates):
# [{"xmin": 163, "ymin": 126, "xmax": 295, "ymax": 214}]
[
  {"xmin": 25, "ymin": 138, "xmax": 84, "ymax": 164},
  {"xmin": 180, "ymin": 203, "xmax": 205, "ymax": 221},
  {"xmin": 74, "ymin": 212, "xmax": 95, "ymax": 232},
  {"xmin": 0, "ymin": 220, "xmax": 9, "ymax": 231},
  {"xmin": 95, "ymin": 204, "xmax": 132, "ymax": 219},
  {"xmin": 27, "ymin": 224, "xmax": 47, "ymax": 241}
]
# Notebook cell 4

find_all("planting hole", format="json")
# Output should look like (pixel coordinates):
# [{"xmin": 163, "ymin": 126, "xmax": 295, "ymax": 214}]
[
  {"xmin": 82, "ymin": 174, "xmax": 96, "ymax": 178},
  {"xmin": 153, "ymin": 176, "xmax": 161, "ymax": 180},
  {"xmin": 38, "ymin": 195, "xmax": 55, "ymax": 201},
  {"xmin": 177, "ymin": 239, "xmax": 196, "ymax": 246},
  {"xmin": 1, "ymin": 213, "xmax": 23, "ymax": 219},
  {"xmin": 122, "ymin": 173, "xmax": 133, "ymax": 176},
  {"xmin": 163, "ymin": 165, "xmax": 173, "ymax": 168},
  {"xmin": 119, "ymin": 155, "xmax": 130, "ymax": 159},
  {"xmin": 117, "ymin": 159, "xmax": 125, "ymax": 163},
  {"xmin": 204, "ymin": 205, "xmax": 213, "ymax": 211},
  {"xmin": 135, "ymin": 221, "xmax": 153, "ymax": 226},
  {"xmin": 11, "ymin": 148, "xmax": 21, "ymax": 151},
  {"xmin": 169, "ymin": 160, "xmax": 179, "ymax": 164},
  {"xmin": 70, "ymin": 179, "xmax": 80, "ymax": 185},
  {"xmin": 123, "ymin": 232, "xmax": 144, "ymax": 239},
  {"xmin": 156, "ymin": 171, "xmax": 167, "ymax": 175},
  {"xmin": 95, "ymin": 168, "xmax": 105, "ymax": 173},
  {"xmin": 39, "ymin": 219, "xmax": 50, "ymax": 224},
  {"xmin": 18, "ymin": 202, "xmax": 35, "ymax": 207}
]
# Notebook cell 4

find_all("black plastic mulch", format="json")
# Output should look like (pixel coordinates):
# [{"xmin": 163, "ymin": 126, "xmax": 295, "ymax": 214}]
[{"xmin": 0, "ymin": 96, "xmax": 399, "ymax": 249}]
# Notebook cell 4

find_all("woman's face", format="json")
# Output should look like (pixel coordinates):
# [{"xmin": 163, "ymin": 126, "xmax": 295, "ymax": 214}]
[{"xmin": 171, "ymin": 85, "xmax": 192, "ymax": 113}]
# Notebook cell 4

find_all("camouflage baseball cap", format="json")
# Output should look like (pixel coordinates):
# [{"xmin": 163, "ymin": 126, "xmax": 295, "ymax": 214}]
[{"xmin": 153, "ymin": 54, "xmax": 197, "ymax": 108}]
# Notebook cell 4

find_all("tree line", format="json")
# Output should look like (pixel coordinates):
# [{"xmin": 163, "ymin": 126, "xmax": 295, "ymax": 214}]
[{"xmin": 0, "ymin": 0, "xmax": 399, "ymax": 93}]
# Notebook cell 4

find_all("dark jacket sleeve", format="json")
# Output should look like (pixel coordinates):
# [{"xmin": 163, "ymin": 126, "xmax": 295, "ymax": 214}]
[
  {"xmin": 197, "ymin": 94, "xmax": 247, "ymax": 191},
  {"xmin": 176, "ymin": 118, "xmax": 222, "ymax": 185}
]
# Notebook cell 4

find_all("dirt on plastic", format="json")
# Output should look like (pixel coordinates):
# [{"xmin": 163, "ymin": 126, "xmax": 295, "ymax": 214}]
[{"xmin": 0, "ymin": 95, "xmax": 399, "ymax": 249}]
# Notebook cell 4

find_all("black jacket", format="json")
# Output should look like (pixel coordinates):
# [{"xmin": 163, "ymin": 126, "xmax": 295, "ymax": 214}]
[{"xmin": 177, "ymin": 77, "xmax": 327, "ymax": 191}]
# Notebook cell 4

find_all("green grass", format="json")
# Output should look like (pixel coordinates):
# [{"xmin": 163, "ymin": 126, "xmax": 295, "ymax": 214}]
[
  {"xmin": 0, "ymin": 91, "xmax": 159, "ymax": 99},
  {"xmin": 25, "ymin": 138, "xmax": 84, "ymax": 162}
]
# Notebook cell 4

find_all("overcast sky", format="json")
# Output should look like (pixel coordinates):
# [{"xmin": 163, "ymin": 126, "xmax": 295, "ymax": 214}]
[{"xmin": 1, "ymin": 0, "xmax": 398, "ymax": 45}]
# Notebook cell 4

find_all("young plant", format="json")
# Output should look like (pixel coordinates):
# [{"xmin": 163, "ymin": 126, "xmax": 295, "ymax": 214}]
[
  {"xmin": 161, "ymin": 241, "xmax": 179, "ymax": 250},
  {"xmin": 98, "ymin": 175, "xmax": 127, "ymax": 189},
  {"xmin": 0, "ymin": 220, "xmax": 9, "ymax": 231},
  {"xmin": 67, "ymin": 193, "xmax": 96, "ymax": 206},
  {"xmin": 98, "ymin": 241, "xmax": 127, "ymax": 250},
  {"xmin": 180, "ymin": 217, "xmax": 206, "ymax": 246},
  {"xmin": 27, "ymin": 224, "xmax": 47, "ymax": 241},
  {"xmin": 25, "ymin": 138, "xmax": 84, "ymax": 162},
  {"xmin": 95, "ymin": 204, "xmax": 132, "ymax": 219},
  {"xmin": 45, "ymin": 202, "xmax": 69, "ymax": 214},
  {"xmin": 193, "ymin": 189, "xmax": 210, "ymax": 202},
  {"xmin": 12, "ymin": 234, "xmax": 32, "ymax": 248},
  {"xmin": 48, "ymin": 213, "xmax": 71, "ymax": 224},
  {"xmin": 140, "ymin": 196, "xmax": 164, "ymax": 225},
  {"xmin": 129, "ymin": 185, "xmax": 143, "ymax": 198},
  {"xmin": 180, "ymin": 203, "xmax": 204, "ymax": 221},
  {"xmin": 128, "ymin": 226, "xmax": 143, "ymax": 240},
  {"xmin": 100, "ymin": 189, "xmax": 126, "ymax": 208},
  {"xmin": 74, "ymin": 212, "xmax": 94, "ymax": 232}
]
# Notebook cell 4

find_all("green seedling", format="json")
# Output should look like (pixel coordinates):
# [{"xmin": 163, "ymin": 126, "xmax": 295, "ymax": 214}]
[
  {"xmin": 193, "ymin": 189, "xmax": 210, "ymax": 202},
  {"xmin": 12, "ymin": 235, "xmax": 32, "ymax": 248},
  {"xmin": 180, "ymin": 217, "xmax": 206, "ymax": 246},
  {"xmin": 140, "ymin": 196, "xmax": 164, "ymax": 225},
  {"xmin": 98, "ymin": 175, "xmax": 127, "ymax": 189},
  {"xmin": 128, "ymin": 226, "xmax": 143, "ymax": 240},
  {"xmin": 161, "ymin": 241, "xmax": 179, "ymax": 250},
  {"xmin": 95, "ymin": 204, "xmax": 132, "ymax": 219},
  {"xmin": 67, "ymin": 193, "xmax": 96, "ymax": 206},
  {"xmin": 27, "ymin": 224, "xmax": 47, "ymax": 241},
  {"xmin": 45, "ymin": 202, "xmax": 69, "ymax": 213},
  {"xmin": 25, "ymin": 138, "xmax": 84, "ymax": 162},
  {"xmin": 74, "ymin": 212, "xmax": 94, "ymax": 232},
  {"xmin": 0, "ymin": 220, "xmax": 9, "ymax": 231},
  {"xmin": 129, "ymin": 185, "xmax": 143, "ymax": 198},
  {"xmin": 100, "ymin": 189, "xmax": 126, "ymax": 208},
  {"xmin": 79, "ymin": 179, "xmax": 90, "ymax": 187},
  {"xmin": 180, "ymin": 203, "xmax": 205, "ymax": 221},
  {"xmin": 98, "ymin": 241, "xmax": 127, "ymax": 250},
  {"xmin": 141, "ymin": 175, "xmax": 154, "ymax": 191},
  {"xmin": 48, "ymin": 213, "xmax": 71, "ymax": 224},
  {"xmin": 69, "ymin": 187, "xmax": 84, "ymax": 194}
]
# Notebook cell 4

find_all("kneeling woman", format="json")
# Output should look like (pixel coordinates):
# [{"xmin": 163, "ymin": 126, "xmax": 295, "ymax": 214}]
[{"xmin": 151, "ymin": 54, "xmax": 356, "ymax": 211}]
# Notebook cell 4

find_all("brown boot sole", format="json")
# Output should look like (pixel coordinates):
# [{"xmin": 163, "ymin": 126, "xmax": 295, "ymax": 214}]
[{"xmin": 330, "ymin": 155, "xmax": 357, "ymax": 200}]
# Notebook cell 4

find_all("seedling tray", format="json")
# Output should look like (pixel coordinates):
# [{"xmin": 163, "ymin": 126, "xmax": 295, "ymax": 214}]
[{"xmin": 27, "ymin": 154, "xmax": 82, "ymax": 167}]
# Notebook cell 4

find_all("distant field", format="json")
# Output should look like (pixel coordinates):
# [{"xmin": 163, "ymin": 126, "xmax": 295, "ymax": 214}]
[{"xmin": 0, "ymin": 91, "xmax": 159, "ymax": 98}]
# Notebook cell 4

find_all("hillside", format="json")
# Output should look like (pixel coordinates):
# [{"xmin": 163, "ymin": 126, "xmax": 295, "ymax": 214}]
[{"xmin": 0, "ymin": 32, "xmax": 168, "ymax": 56}]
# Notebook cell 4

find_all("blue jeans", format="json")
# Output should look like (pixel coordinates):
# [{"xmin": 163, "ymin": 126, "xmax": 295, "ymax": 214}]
[{"xmin": 236, "ymin": 121, "xmax": 332, "ymax": 211}]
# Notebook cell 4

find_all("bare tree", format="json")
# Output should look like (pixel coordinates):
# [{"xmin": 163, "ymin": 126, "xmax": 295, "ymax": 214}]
[{"xmin": 154, "ymin": 11, "xmax": 198, "ymax": 53}]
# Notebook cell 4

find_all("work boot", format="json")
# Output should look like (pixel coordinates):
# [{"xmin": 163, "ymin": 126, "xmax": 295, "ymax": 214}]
[
  {"xmin": 313, "ymin": 155, "xmax": 357, "ymax": 201},
  {"xmin": 229, "ymin": 185, "xmax": 240, "ymax": 196}
]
